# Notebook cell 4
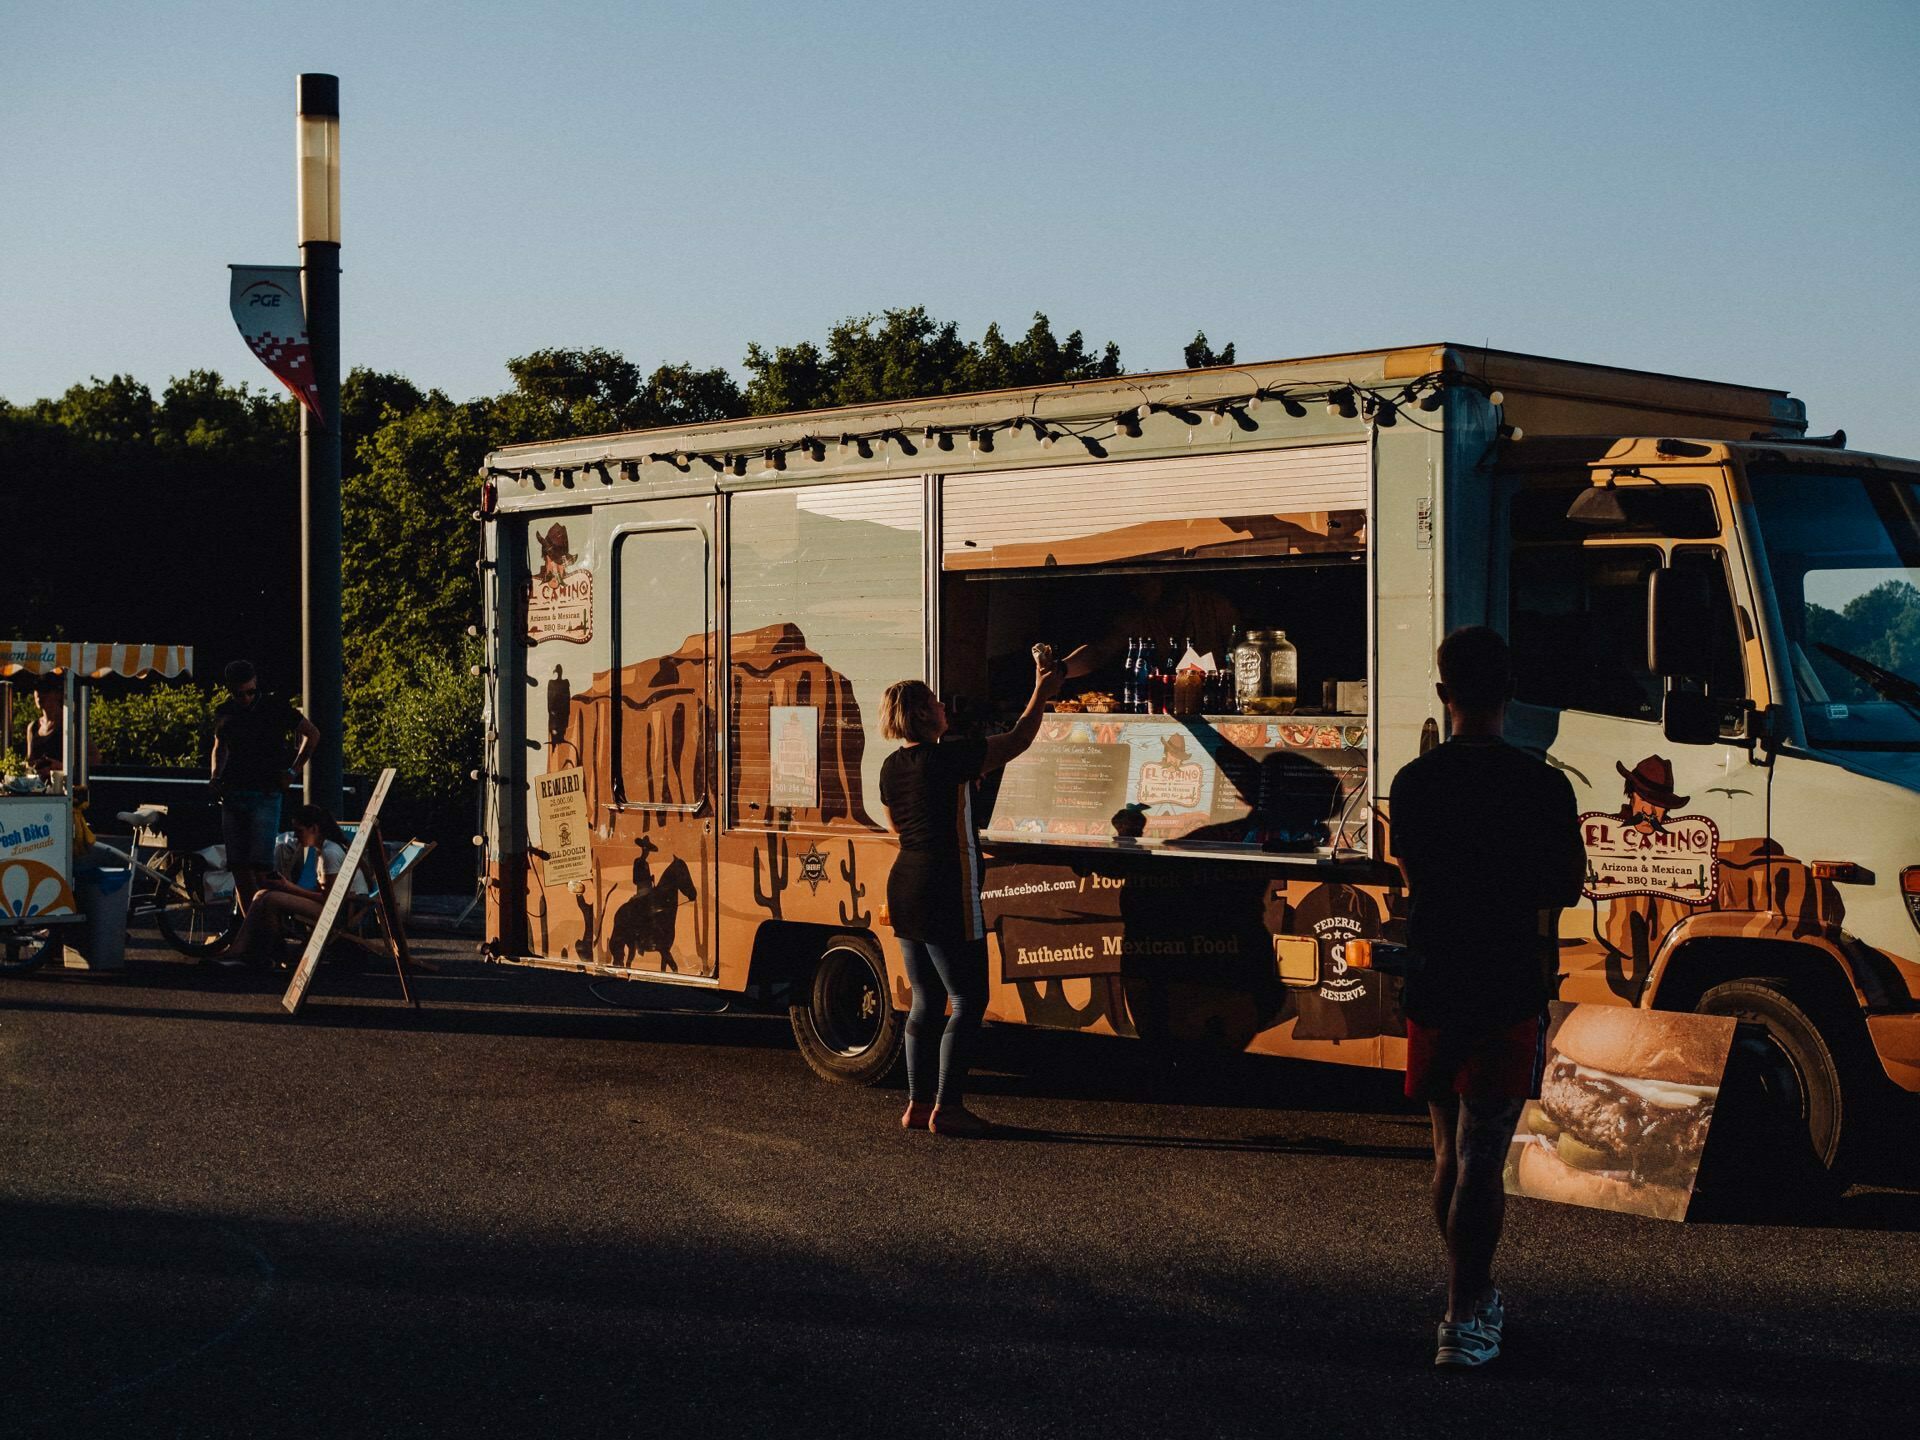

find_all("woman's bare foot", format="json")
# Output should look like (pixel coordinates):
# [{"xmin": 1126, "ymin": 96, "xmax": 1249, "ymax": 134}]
[
  {"xmin": 929, "ymin": 1105, "xmax": 993, "ymax": 1138},
  {"xmin": 900, "ymin": 1101, "xmax": 934, "ymax": 1131}
]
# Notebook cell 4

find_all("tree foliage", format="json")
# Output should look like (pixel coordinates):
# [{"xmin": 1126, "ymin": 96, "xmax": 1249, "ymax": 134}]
[
  {"xmin": 88, "ymin": 685, "xmax": 222, "ymax": 770},
  {"xmin": 1184, "ymin": 331, "xmax": 1237, "ymax": 369},
  {"xmin": 742, "ymin": 307, "xmax": 1121, "ymax": 413},
  {"xmin": 1806, "ymin": 579, "xmax": 1920, "ymax": 697},
  {"xmin": 8, "ymin": 306, "xmax": 1214, "ymax": 882},
  {"xmin": 492, "ymin": 348, "xmax": 744, "ymax": 440}
]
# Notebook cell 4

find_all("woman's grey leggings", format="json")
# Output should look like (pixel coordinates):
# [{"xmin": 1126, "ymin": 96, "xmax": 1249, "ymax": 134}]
[{"xmin": 898, "ymin": 937, "xmax": 988, "ymax": 1107}]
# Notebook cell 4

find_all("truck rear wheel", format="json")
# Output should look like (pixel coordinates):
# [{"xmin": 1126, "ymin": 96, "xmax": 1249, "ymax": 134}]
[
  {"xmin": 1695, "ymin": 980, "xmax": 1852, "ymax": 1189},
  {"xmin": 789, "ymin": 934, "xmax": 903, "ymax": 1086}
]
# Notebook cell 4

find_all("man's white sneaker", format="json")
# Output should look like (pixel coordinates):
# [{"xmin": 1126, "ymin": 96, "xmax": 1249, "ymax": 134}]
[
  {"xmin": 1475, "ymin": 1287, "xmax": 1506, "ymax": 1344},
  {"xmin": 1434, "ymin": 1315, "xmax": 1501, "ymax": 1368}
]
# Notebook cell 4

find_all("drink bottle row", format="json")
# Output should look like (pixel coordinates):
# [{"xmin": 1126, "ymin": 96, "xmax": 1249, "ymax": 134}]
[
  {"xmin": 1118, "ymin": 637, "xmax": 1230, "ymax": 715},
  {"xmin": 1109, "ymin": 631, "xmax": 1301, "ymax": 716}
]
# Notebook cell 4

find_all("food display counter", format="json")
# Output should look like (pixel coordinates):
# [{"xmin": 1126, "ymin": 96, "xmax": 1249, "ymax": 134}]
[{"xmin": 982, "ymin": 709, "xmax": 1369, "ymax": 858}]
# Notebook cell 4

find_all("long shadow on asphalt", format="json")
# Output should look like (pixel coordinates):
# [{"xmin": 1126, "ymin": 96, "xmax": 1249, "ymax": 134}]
[
  {"xmin": 11, "ymin": 959, "xmax": 1918, "ymax": 1231},
  {"xmin": 6, "ymin": 1193, "xmax": 1918, "ymax": 1439}
]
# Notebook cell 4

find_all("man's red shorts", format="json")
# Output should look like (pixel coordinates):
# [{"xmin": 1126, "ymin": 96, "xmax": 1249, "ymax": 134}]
[{"xmin": 1404, "ymin": 1016, "xmax": 1546, "ymax": 1102}]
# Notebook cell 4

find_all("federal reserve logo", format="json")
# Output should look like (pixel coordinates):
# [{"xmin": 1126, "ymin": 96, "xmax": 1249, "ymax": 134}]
[{"xmin": 1307, "ymin": 911, "xmax": 1369, "ymax": 1003}]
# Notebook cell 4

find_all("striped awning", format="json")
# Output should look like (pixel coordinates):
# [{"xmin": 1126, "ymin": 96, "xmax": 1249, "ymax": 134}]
[{"xmin": 0, "ymin": 642, "xmax": 193, "ymax": 679}]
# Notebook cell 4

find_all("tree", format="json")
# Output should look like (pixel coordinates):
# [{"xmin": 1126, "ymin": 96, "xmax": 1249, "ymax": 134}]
[
  {"xmin": 742, "ymin": 308, "xmax": 1123, "ymax": 415},
  {"xmin": 1184, "ymin": 331, "xmax": 1236, "ymax": 369},
  {"xmin": 967, "ymin": 313, "xmax": 1122, "ymax": 391},
  {"xmin": 493, "ymin": 347, "xmax": 743, "ymax": 441},
  {"xmin": 341, "ymin": 367, "xmax": 431, "ymax": 477},
  {"xmin": 741, "ymin": 338, "xmax": 832, "ymax": 415},
  {"xmin": 155, "ymin": 369, "xmax": 294, "ymax": 457},
  {"xmin": 53, "ymin": 374, "xmax": 155, "ymax": 446},
  {"xmin": 341, "ymin": 398, "xmax": 490, "ymax": 674},
  {"xmin": 1806, "ymin": 579, "xmax": 1920, "ymax": 698}
]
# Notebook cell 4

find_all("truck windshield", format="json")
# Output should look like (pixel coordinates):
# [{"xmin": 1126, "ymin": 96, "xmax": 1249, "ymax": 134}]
[{"xmin": 1747, "ymin": 466, "xmax": 1920, "ymax": 749}]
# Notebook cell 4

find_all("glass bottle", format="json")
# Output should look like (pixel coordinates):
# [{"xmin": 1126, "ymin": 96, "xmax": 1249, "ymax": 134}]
[
  {"xmin": 1266, "ymin": 631, "xmax": 1299, "ymax": 715},
  {"xmin": 1233, "ymin": 630, "xmax": 1273, "ymax": 712},
  {"xmin": 1121, "ymin": 636, "xmax": 1141, "ymax": 712},
  {"xmin": 1133, "ymin": 637, "xmax": 1158, "ymax": 714}
]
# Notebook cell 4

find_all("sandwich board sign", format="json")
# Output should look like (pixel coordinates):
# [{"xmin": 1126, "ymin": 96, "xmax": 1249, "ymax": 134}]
[
  {"xmin": 282, "ymin": 768, "xmax": 418, "ymax": 1015},
  {"xmin": 1504, "ymin": 1003, "xmax": 1736, "ymax": 1222}
]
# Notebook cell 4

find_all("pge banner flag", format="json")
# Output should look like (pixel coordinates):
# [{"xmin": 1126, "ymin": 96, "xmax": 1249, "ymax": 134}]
[{"xmin": 228, "ymin": 265, "xmax": 322, "ymax": 424}]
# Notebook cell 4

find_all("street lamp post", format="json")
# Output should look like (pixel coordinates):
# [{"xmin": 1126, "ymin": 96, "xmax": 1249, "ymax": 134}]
[{"xmin": 297, "ymin": 73, "xmax": 343, "ymax": 813}]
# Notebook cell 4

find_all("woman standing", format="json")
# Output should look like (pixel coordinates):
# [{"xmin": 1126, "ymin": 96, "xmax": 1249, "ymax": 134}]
[
  {"xmin": 221, "ymin": 804, "xmax": 370, "ymax": 967},
  {"xmin": 879, "ymin": 651, "xmax": 1062, "ymax": 1137}
]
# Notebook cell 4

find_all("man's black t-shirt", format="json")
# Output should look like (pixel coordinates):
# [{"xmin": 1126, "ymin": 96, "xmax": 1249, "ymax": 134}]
[
  {"xmin": 879, "ymin": 738, "xmax": 989, "ymax": 943},
  {"xmin": 214, "ymin": 695, "xmax": 299, "ymax": 792},
  {"xmin": 1389, "ymin": 737, "xmax": 1584, "ymax": 1029}
]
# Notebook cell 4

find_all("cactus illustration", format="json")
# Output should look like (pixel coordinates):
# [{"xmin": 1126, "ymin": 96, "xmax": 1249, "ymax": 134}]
[
  {"xmin": 753, "ymin": 827, "xmax": 789, "ymax": 918},
  {"xmin": 838, "ymin": 843, "xmax": 872, "ymax": 928}
]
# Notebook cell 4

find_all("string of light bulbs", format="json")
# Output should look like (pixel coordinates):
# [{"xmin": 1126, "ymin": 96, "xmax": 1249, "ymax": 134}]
[{"xmin": 486, "ymin": 368, "xmax": 1515, "ymax": 491}]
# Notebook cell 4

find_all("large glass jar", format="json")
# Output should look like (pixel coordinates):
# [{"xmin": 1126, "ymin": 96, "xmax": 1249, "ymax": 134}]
[
  {"xmin": 1233, "ymin": 630, "xmax": 1273, "ymax": 712},
  {"xmin": 1266, "ymin": 631, "xmax": 1299, "ymax": 714}
]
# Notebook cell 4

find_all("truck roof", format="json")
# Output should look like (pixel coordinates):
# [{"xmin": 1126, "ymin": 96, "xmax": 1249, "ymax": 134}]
[
  {"xmin": 1502, "ymin": 435, "xmax": 1920, "ymax": 476},
  {"xmin": 486, "ymin": 343, "xmax": 1803, "ymax": 472}
]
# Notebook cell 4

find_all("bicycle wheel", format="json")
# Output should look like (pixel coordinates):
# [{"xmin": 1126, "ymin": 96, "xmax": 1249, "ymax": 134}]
[
  {"xmin": 0, "ymin": 924, "xmax": 59, "ymax": 973},
  {"xmin": 153, "ymin": 853, "xmax": 238, "ymax": 957}
]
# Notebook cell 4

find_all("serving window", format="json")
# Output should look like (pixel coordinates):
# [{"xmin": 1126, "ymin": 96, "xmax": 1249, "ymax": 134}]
[{"xmin": 940, "ymin": 447, "xmax": 1372, "ymax": 857}]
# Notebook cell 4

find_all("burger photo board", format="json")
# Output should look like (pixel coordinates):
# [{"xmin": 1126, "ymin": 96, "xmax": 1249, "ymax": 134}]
[{"xmin": 1504, "ymin": 1004, "xmax": 1737, "ymax": 1222}]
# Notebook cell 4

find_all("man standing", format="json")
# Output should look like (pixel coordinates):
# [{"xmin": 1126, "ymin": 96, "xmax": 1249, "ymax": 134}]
[
  {"xmin": 210, "ymin": 660, "xmax": 322, "ymax": 917},
  {"xmin": 1388, "ymin": 627, "xmax": 1583, "ymax": 1368}
]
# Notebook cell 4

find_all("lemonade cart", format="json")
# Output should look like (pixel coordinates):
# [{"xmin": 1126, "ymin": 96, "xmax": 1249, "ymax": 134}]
[{"xmin": 1, "ymin": 641, "xmax": 194, "ymax": 967}]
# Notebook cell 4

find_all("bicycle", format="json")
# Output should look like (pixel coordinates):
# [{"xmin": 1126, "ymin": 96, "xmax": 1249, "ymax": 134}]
[{"xmin": 0, "ymin": 801, "xmax": 239, "ymax": 972}]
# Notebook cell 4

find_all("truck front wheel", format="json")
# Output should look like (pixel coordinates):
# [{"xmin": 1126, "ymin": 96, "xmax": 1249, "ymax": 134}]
[
  {"xmin": 789, "ymin": 934, "xmax": 904, "ymax": 1086},
  {"xmin": 1695, "ymin": 980, "xmax": 1852, "ymax": 1187}
]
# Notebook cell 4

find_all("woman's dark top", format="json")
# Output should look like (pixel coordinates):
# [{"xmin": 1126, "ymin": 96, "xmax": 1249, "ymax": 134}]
[
  {"xmin": 879, "ymin": 737, "xmax": 989, "ymax": 942},
  {"xmin": 26, "ymin": 713, "xmax": 62, "ymax": 771}
]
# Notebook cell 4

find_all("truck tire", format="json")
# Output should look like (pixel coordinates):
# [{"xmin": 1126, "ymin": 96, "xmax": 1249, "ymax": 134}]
[
  {"xmin": 1695, "ymin": 980, "xmax": 1853, "ymax": 1189},
  {"xmin": 789, "ymin": 933, "xmax": 904, "ymax": 1086}
]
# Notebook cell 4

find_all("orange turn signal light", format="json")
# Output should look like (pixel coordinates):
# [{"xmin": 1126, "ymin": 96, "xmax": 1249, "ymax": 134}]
[
  {"xmin": 1902, "ymin": 867, "xmax": 1920, "ymax": 896},
  {"xmin": 1345, "ymin": 938, "xmax": 1376, "ymax": 970}
]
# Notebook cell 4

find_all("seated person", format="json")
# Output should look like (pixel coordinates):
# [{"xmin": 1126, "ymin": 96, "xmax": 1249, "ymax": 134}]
[
  {"xmin": 24, "ymin": 674, "xmax": 96, "ymax": 783},
  {"xmin": 221, "ymin": 804, "xmax": 369, "ymax": 966}
]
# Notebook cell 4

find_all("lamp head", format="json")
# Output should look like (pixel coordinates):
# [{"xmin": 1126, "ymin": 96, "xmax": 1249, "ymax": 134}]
[{"xmin": 297, "ymin": 73, "xmax": 341, "ymax": 245}]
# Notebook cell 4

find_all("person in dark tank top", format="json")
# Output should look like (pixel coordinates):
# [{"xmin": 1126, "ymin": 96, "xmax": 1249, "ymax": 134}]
[{"xmin": 879, "ymin": 652, "xmax": 1062, "ymax": 1137}]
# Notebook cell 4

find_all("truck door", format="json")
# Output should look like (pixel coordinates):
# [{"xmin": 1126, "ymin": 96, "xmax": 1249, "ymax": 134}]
[
  {"xmin": 1501, "ymin": 473, "xmax": 1766, "ymax": 1005},
  {"xmin": 599, "ymin": 506, "xmax": 718, "ymax": 978},
  {"xmin": 520, "ymin": 500, "xmax": 718, "ymax": 978}
]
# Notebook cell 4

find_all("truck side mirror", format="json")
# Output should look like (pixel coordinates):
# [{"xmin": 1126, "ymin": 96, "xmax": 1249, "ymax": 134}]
[
  {"xmin": 1648, "ymin": 565, "xmax": 1714, "ymax": 678},
  {"xmin": 1663, "ymin": 690, "xmax": 1725, "ymax": 746}
]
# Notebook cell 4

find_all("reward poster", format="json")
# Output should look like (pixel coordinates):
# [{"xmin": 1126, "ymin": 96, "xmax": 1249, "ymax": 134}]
[
  {"xmin": 534, "ymin": 767, "xmax": 593, "ymax": 885},
  {"xmin": 527, "ymin": 522, "xmax": 593, "ymax": 645}
]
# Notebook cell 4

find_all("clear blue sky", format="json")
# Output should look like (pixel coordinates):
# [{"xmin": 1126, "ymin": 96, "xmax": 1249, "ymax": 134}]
[{"xmin": 5, "ymin": 1, "xmax": 1917, "ymax": 452}]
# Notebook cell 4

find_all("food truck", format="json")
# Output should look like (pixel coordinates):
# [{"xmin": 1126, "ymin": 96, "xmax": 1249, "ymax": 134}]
[
  {"xmin": 1, "ymin": 642, "xmax": 195, "ymax": 966},
  {"xmin": 478, "ymin": 343, "xmax": 1920, "ymax": 1180}
]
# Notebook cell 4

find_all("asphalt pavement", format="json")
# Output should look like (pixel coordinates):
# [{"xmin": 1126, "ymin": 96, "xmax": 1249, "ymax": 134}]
[{"xmin": 3, "ymin": 922, "xmax": 1917, "ymax": 1439}]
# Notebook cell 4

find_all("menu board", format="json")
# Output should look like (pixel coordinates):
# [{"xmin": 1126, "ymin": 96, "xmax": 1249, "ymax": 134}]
[{"xmin": 983, "ymin": 712, "xmax": 1369, "ymax": 854}]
